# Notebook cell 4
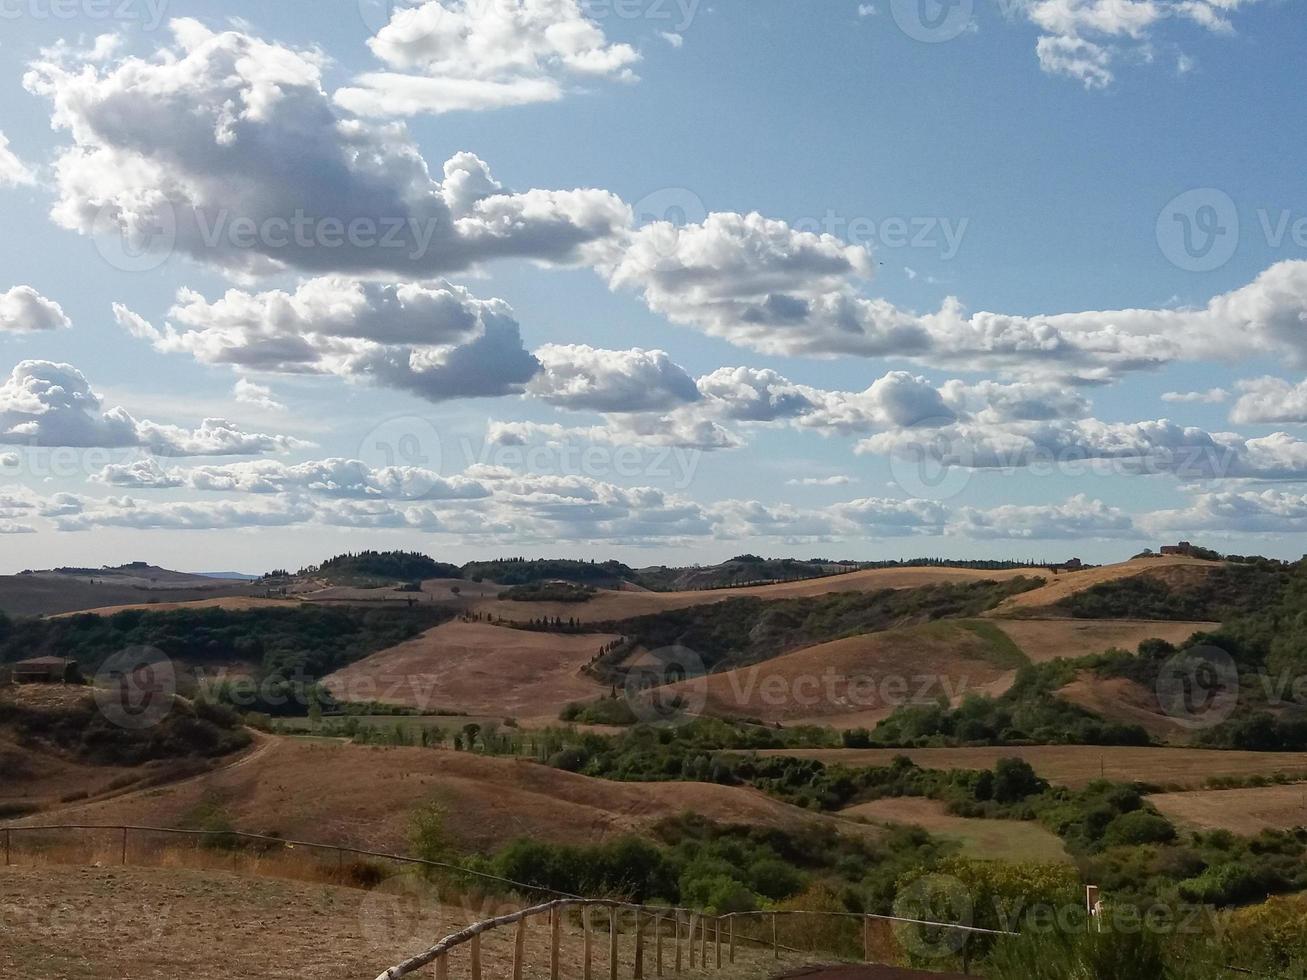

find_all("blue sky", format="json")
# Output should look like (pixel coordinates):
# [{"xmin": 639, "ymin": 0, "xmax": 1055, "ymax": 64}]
[{"xmin": 0, "ymin": 0, "xmax": 1304, "ymax": 573}]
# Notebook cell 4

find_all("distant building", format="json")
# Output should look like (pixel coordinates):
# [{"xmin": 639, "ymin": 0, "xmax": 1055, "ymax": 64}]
[
  {"xmin": 1160, "ymin": 541, "xmax": 1195, "ymax": 556},
  {"xmin": 9, "ymin": 657, "xmax": 84, "ymax": 685},
  {"xmin": 1049, "ymin": 558, "xmax": 1084, "ymax": 572}
]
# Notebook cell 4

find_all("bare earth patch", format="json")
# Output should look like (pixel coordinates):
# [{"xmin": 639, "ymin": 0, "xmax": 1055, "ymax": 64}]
[
  {"xmin": 764, "ymin": 745, "xmax": 1307, "ymax": 790},
  {"xmin": 1148, "ymin": 785, "xmax": 1307, "ymax": 835},
  {"xmin": 323, "ymin": 620, "xmax": 620, "ymax": 723}
]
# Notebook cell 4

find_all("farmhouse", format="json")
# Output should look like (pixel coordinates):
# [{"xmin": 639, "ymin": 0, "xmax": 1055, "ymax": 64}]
[
  {"xmin": 8, "ymin": 657, "xmax": 84, "ymax": 685},
  {"xmin": 1160, "ymin": 541, "xmax": 1196, "ymax": 556}
]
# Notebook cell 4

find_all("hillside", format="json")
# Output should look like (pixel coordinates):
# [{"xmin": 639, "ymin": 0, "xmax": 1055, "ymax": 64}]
[
  {"xmin": 0, "ymin": 563, "xmax": 260, "ymax": 617},
  {"xmin": 989, "ymin": 618, "xmax": 1216, "ymax": 663},
  {"xmin": 987, "ymin": 555, "xmax": 1222, "ymax": 616},
  {"xmin": 473, "ymin": 565, "xmax": 1045, "ymax": 625},
  {"xmin": 762, "ymin": 745, "xmax": 1307, "ymax": 790},
  {"xmin": 0, "ymin": 685, "xmax": 253, "ymax": 817},
  {"xmin": 323, "ymin": 620, "xmax": 620, "ymax": 723},
  {"xmin": 25, "ymin": 737, "xmax": 859, "ymax": 853},
  {"xmin": 656, "ymin": 621, "xmax": 1026, "ymax": 728}
]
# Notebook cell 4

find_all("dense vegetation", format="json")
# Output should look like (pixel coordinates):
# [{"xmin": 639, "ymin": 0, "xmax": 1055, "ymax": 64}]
[
  {"xmin": 498, "ymin": 582, "xmax": 597, "ymax": 602},
  {"xmin": 594, "ymin": 577, "xmax": 1042, "ymax": 673},
  {"xmin": 294, "ymin": 550, "xmax": 461, "ymax": 585},
  {"xmin": 1057, "ymin": 560, "xmax": 1290, "ymax": 621},
  {"xmin": 0, "ymin": 604, "xmax": 454, "ymax": 718},
  {"xmin": 462, "ymin": 558, "xmax": 635, "ymax": 586},
  {"xmin": 868, "ymin": 658, "xmax": 1152, "ymax": 748},
  {"xmin": 486, "ymin": 813, "xmax": 951, "ymax": 913},
  {"xmin": 0, "ymin": 690, "xmax": 250, "ymax": 766}
]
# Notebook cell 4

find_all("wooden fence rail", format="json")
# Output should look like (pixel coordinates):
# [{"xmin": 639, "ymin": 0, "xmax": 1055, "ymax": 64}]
[{"xmin": 372, "ymin": 901, "xmax": 1018, "ymax": 979}]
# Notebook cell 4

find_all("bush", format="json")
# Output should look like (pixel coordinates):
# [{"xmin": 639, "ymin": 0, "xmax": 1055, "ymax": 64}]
[{"xmin": 1103, "ymin": 811, "xmax": 1177, "ymax": 847}]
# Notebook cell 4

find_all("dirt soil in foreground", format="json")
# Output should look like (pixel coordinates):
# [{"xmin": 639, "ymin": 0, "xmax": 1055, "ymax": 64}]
[{"xmin": 776, "ymin": 967, "xmax": 969, "ymax": 979}]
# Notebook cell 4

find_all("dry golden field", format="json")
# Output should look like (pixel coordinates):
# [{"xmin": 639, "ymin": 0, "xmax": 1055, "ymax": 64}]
[
  {"xmin": 1148, "ymin": 784, "xmax": 1307, "ymax": 835},
  {"xmin": 25, "ymin": 737, "xmax": 860, "ymax": 853},
  {"xmin": 659, "ymin": 622, "xmax": 1019, "ymax": 729},
  {"xmin": 323, "ymin": 620, "xmax": 620, "ymax": 723}
]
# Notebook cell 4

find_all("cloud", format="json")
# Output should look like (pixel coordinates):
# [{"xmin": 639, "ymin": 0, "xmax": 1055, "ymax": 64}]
[
  {"xmin": 1230, "ymin": 377, "xmax": 1307, "ymax": 425},
  {"xmin": 0, "ymin": 131, "xmax": 35, "ymax": 188},
  {"xmin": 117, "ymin": 276, "xmax": 541, "ymax": 402},
  {"xmin": 0, "ymin": 287, "xmax": 71, "ymax": 333},
  {"xmin": 0, "ymin": 360, "xmax": 308, "ymax": 456},
  {"xmin": 527, "ymin": 344, "xmax": 700, "ymax": 412},
  {"xmin": 1023, "ymin": 0, "xmax": 1262, "ymax": 88},
  {"xmin": 26, "ymin": 21, "xmax": 630, "ymax": 277},
  {"xmin": 659, "ymin": 32, "xmax": 684, "ymax": 47},
  {"xmin": 93, "ymin": 456, "xmax": 490, "ymax": 501},
  {"xmin": 951, "ymin": 494, "xmax": 1137, "ymax": 540},
  {"xmin": 1146, "ymin": 488, "xmax": 1307, "ymax": 534},
  {"xmin": 604, "ymin": 210, "xmax": 1307, "ymax": 382},
  {"xmin": 337, "ymin": 0, "xmax": 640, "ymax": 117},
  {"xmin": 1035, "ymin": 35, "xmax": 1114, "ymax": 88},
  {"xmin": 860, "ymin": 415, "xmax": 1307, "ymax": 482},
  {"xmin": 1162, "ymin": 387, "xmax": 1229, "ymax": 404},
  {"xmin": 233, "ymin": 379, "xmax": 286, "ymax": 412},
  {"xmin": 787, "ymin": 475, "xmax": 856, "ymax": 486}
]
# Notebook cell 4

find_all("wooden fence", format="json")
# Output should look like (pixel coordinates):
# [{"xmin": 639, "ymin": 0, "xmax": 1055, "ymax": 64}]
[{"xmin": 371, "ymin": 900, "xmax": 1017, "ymax": 980}]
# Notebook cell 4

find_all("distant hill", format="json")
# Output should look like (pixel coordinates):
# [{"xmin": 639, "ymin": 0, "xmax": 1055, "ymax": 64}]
[
  {"xmin": 296, "ymin": 551, "xmax": 461, "ymax": 587},
  {"xmin": 0, "ymin": 563, "xmax": 261, "ymax": 617}
]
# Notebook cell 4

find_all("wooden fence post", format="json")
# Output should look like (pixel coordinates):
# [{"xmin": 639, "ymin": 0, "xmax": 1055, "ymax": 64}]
[
  {"xmin": 550, "ymin": 907, "xmax": 561, "ymax": 980},
  {"xmin": 674, "ymin": 913, "xmax": 683, "ymax": 973},
  {"xmin": 4, "ymin": 828, "xmax": 10, "ymax": 866},
  {"xmin": 609, "ymin": 908, "xmax": 619, "ymax": 980},
  {"xmin": 470, "ymin": 932, "xmax": 482, "ymax": 980},
  {"xmin": 583, "ymin": 906, "xmax": 594, "ymax": 980},
  {"xmin": 715, "ymin": 918, "xmax": 721, "ymax": 969},
  {"xmin": 863, "ymin": 915, "xmax": 870, "ymax": 963},
  {"xmin": 728, "ymin": 917, "xmax": 735, "ymax": 964},
  {"xmin": 772, "ymin": 913, "xmax": 779, "ymax": 959},
  {"xmin": 121, "ymin": 827, "xmax": 128, "ymax": 865},
  {"xmin": 633, "ymin": 910, "xmax": 644, "ymax": 980},
  {"xmin": 434, "ymin": 953, "xmax": 448, "ymax": 980},
  {"xmin": 699, "ymin": 915, "xmax": 706, "ymax": 967},
  {"xmin": 687, "ymin": 914, "xmax": 696, "ymax": 968},
  {"xmin": 511, "ymin": 913, "xmax": 526, "ymax": 980},
  {"xmin": 655, "ymin": 914, "xmax": 664, "ymax": 978}
]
